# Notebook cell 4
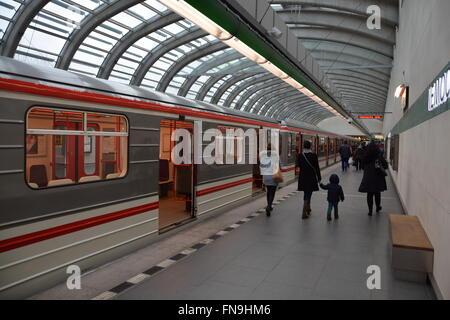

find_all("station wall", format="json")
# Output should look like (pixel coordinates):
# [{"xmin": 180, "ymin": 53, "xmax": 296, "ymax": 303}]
[{"xmin": 383, "ymin": 0, "xmax": 450, "ymax": 299}]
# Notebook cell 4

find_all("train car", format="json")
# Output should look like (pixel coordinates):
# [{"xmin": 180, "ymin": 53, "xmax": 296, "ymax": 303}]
[{"xmin": 0, "ymin": 57, "xmax": 353, "ymax": 298}]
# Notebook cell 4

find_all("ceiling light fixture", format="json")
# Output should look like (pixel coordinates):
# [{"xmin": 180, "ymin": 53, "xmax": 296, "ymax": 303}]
[{"xmin": 158, "ymin": 0, "xmax": 348, "ymax": 120}]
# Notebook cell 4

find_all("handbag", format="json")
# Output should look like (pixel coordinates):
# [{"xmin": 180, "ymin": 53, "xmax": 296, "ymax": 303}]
[
  {"xmin": 375, "ymin": 158, "xmax": 387, "ymax": 177},
  {"xmin": 272, "ymin": 169, "xmax": 284, "ymax": 183}
]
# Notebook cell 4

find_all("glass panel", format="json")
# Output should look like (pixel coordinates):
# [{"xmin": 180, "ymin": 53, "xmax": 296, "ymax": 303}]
[
  {"xmin": 54, "ymin": 126, "xmax": 69, "ymax": 179},
  {"xmin": 100, "ymin": 135, "xmax": 128, "ymax": 179},
  {"xmin": 87, "ymin": 113, "xmax": 127, "ymax": 133},
  {"xmin": 28, "ymin": 108, "xmax": 83, "ymax": 130},
  {"xmin": 84, "ymin": 127, "xmax": 96, "ymax": 175},
  {"xmin": 26, "ymin": 107, "xmax": 128, "ymax": 188}
]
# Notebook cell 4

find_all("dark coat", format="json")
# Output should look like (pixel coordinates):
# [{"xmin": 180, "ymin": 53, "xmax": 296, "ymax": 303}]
[
  {"xmin": 297, "ymin": 152, "xmax": 321, "ymax": 192},
  {"xmin": 320, "ymin": 174, "xmax": 345, "ymax": 203},
  {"xmin": 354, "ymin": 148, "xmax": 364, "ymax": 160},
  {"xmin": 358, "ymin": 152, "xmax": 388, "ymax": 193},
  {"xmin": 338, "ymin": 144, "xmax": 351, "ymax": 159}
]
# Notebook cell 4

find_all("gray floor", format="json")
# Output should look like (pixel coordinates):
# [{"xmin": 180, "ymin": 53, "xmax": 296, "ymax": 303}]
[{"xmin": 116, "ymin": 167, "xmax": 435, "ymax": 300}]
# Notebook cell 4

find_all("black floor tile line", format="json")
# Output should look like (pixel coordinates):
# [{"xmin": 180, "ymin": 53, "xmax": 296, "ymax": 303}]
[{"xmin": 91, "ymin": 202, "xmax": 268, "ymax": 300}]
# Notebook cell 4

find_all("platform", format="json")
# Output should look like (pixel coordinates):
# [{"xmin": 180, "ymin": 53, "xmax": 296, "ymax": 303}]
[{"xmin": 29, "ymin": 163, "xmax": 435, "ymax": 300}]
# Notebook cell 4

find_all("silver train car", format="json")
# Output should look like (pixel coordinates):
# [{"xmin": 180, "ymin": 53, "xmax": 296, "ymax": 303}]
[{"xmin": 0, "ymin": 57, "xmax": 356, "ymax": 298}]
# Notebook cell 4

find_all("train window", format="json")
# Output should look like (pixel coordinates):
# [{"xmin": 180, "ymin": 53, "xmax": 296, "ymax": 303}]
[
  {"xmin": 318, "ymin": 136, "xmax": 326, "ymax": 157},
  {"xmin": 26, "ymin": 107, "xmax": 128, "ymax": 189}
]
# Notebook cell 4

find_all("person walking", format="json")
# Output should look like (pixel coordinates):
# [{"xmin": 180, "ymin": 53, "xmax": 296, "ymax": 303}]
[
  {"xmin": 320, "ymin": 174, "xmax": 345, "ymax": 221},
  {"xmin": 298, "ymin": 140, "xmax": 321, "ymax": 219},
  {"xmin": 353, "ymin": 144, "xmax": 365, "ymax": 171},
  {"xmin": 260, "ymin": 144, "xmax": 280, "ymax": 217},
  {"xmin": 358, "ymin": 141, "xmax": 388, "ymax": 216},
  {"xmin": 338, "ymin": 140, "xmax": 351, "ymax": 172}
]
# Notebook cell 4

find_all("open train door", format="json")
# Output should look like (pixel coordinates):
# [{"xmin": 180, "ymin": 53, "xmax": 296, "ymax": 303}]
[
  {"xmin": 158, "ymin": 120, "xmax": 195, "ymax": 232},
  {"xmin": 252, "ymin": 127, "xmax": 263, "ymax": 195},
  {"xmin": 295, "ymin": 133, "xmax": 302, "ymax": 176}
]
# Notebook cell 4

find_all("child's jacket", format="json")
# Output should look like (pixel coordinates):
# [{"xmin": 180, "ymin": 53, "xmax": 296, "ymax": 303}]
[{"xmin": 320, "ymin": 174, "xmax": 345, "ymax": 203}]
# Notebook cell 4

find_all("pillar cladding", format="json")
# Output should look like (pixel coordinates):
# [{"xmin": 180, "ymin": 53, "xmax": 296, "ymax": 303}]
[{"xmin": 382, "ymin": 0, "xmax": 450, "ymax": 300}]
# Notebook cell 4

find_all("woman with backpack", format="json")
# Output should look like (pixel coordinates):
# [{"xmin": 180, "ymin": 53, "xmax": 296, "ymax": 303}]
[
  {"xmin": 297, "ymin": 140, "xmax": 321, "ymax": 219},
  {"xmin": 358, "ymin": 141, "xmax": 388, "ymax": 216}
]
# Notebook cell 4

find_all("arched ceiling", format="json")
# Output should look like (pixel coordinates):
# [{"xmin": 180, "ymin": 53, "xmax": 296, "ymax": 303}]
[
  {"xmin": 0, "ymin": 0, "xmax": 398, "ymax": 127},
  {"xmin": 269, "ymin": 0, "xmax": 398, "ymax": 118}
]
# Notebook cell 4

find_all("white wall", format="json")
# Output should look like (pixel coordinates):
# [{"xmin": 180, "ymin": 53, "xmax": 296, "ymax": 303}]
[{"xmin": 383, "ymin": 0, "xmax": 450, "ymax": 299}]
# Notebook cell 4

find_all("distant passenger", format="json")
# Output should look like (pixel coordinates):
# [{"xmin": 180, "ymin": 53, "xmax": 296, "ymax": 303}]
[
  {"xmin": 353, "ymin": 144, "xmax": 365, "ymax": 171},
  {"xmin": 358, "ymin": 142, "xmax": 388, "ymax": 216},
  {"xmin": 260, "ymin": 144, "xmax": 281, "ymax": 217},
  {"xmin": 297, "ymin": 140, "xmax": 321, "ymax": 219},
  {"xmin": 320, "ymin": 174, "xmax": 345, "ymax": 221},
  {"xmin": 338, "ymin": 140, "xmax": 351, "ymax": 172}
]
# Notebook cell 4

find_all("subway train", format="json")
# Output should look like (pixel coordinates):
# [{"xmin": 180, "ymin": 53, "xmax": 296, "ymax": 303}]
[{"xmin": 0, "ymin": 56, "xmax": 356, "ymax": 298}]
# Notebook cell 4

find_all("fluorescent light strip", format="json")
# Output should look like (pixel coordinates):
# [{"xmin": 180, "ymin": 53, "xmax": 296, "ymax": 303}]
[{"xmin": 158, "ymin": 0, "xmax": 347, "ymax": 120}]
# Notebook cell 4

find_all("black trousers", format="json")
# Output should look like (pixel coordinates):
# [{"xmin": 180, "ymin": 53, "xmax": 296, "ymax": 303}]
[
  {"xmin": 266, "ymin": 186, "xmax": 277, "ymax": 209},
  {"xmin": 367, "ymin": 192, "xmax": 381, "ymax": 212}
]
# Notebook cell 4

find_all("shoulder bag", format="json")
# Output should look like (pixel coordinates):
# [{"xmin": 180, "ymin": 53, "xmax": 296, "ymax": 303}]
[{"xmin": 374, "ymin": 157, "xmax": 387, "ymax": 177}]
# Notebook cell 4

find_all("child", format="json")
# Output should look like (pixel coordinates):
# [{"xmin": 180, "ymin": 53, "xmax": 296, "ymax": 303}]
[{"xmin": 320, "ymin": 174, "xmax": 345, "ymax": 221}]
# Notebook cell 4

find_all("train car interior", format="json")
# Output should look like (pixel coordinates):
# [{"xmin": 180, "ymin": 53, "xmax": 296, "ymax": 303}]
[
  {"xmin": 25, "ymin": 107, "xmax": 128, "ymax": 189},
  {"xmin": 159, "ymin": 120, "xmax": 194, "ymax": 230}
]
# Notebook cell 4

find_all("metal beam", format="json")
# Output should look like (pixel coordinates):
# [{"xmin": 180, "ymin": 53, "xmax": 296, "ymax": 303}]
[
  {"xmin": 97, "ymin": 11, "xmax": 182, "ymax": 79},
  {"xmin": 238, "ymin": 79, "xmax": 285, "ymax": 111},
  {"xmin": 0, "ymin": 0, "xmax": 51, "ymax": 57},
  {"xmin": 195, "ymin": 61, "xmax": 257, "ymax": 101},
  {"xmin": 223, "ymin": 73, "xmax": 275, "ymax": 107},
  {"xmin": 178, "ymin": 51, "xmax": 243, "ymax": 96},
  {"xmin": 269, "ymin": 0, "xmax": 398, "ymax": 26},
  {"xmin": 130, "ymin": 28, "xmax": 208, "ymax": 86},
  {"xmin": 56, "ymin": 0, "xmax": 145, "ymax": 70},
  {"xmin": 157, "ymin": 42, "xmax": 228, "ymax": 92},
  {"xmin": 252, "ymin": 88, "xmax": 299, "ymax": 114},
  {"xmin": 280, "ymin": 10, "xmax": 395, "ymax": 45},
  {"xmin": 291, "ymin": 28, "xmax": 393, "ymax": 58},
  {"xmin": 210, "ymin": 69, "xmax": 265, "ymax": 104}
]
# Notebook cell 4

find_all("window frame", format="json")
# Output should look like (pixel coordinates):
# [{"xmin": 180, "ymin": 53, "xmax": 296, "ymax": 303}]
[{"xmin": 25, "ymin": 106, "xmax": 130, "ymax": 190}]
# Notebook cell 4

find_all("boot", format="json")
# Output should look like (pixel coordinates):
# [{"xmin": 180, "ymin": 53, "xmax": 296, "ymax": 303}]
[
  {"xmin": 306, "ymin": 200, "xmax": 312, "ymax": 216},
  {"xmin": 301, "ymin": 202, "xmax": 309, "ymax": 219}
]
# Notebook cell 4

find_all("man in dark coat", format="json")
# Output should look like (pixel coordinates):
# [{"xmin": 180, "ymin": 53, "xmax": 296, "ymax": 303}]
[
  {"xmin": 358, "ymin": 142, "xmax": 388, "ymax": 216},
  {"xmin": 338, "ymin": 141, "xmax": 351, "ymax": 172},
  {"xmin": 298, "ymin": 140, "xmax": 321, "ymax": 219}
]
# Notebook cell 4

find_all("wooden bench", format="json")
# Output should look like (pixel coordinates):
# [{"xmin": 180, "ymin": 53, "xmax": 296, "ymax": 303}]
[{"xmin": 389, "ymin": 214, "xmax": 434, "ymax": 282}]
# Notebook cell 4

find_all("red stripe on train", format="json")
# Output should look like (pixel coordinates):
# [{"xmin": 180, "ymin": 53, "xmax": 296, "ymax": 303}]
[
  {"xmin": 0, "ymin": 78, "xmax": 346, "ymax": 137},
  {"xmin": 0, "ymin": 78, "xmax": 280, "ymax": 129},
  {"xmin": 0, "ymin": 202, "xmax": 159, "ymax": 253},
  {"xmin": 196, "ymin": 177, "xmax": 254, "ymax": 197}
]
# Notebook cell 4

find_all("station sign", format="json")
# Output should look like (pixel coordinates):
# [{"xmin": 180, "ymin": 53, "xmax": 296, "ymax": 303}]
[
  {"xmin": 358, "ymin": 116, "xmax": 383, "ymax": 119},
  {"xmin": 428, "ymin": 68, "xmax": 450, "ymax": 112}
]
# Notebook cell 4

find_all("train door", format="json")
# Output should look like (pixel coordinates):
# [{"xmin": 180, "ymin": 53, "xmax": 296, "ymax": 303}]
[
  {"xmin": 252, "ymin": 128, "xmax": 263, "ymax": 195},
  {"xmin": 53, "ymin": 122, "xmax": 78, "ymax": 181},
  {"xmin": 158, "ymin": 120, "xmax": 195, "ymax": 231},
  {"xmin": 295, "ymin": 133, "xmax": 302, "ymax": 176},
  {"xmin": 53, "ymin": 115, "xmax": 101, "ymax": 182}
]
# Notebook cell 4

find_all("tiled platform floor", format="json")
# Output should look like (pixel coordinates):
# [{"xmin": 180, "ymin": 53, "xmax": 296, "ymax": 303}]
[
  {"xmin": 30, "ymin": 163, "xmax": 435, "ymax": 300},
  {"xmin": 115, "ymin": 166, "xmax": 435, "ymax": 300}
]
